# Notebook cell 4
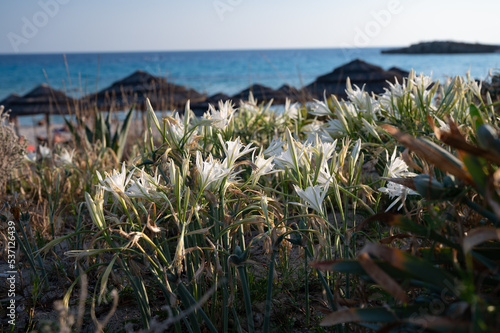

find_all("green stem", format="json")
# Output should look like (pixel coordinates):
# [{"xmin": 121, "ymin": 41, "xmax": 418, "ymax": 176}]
[{"xmin": 237, "ymin": 265, "xmax": 255, "ymax": 333}]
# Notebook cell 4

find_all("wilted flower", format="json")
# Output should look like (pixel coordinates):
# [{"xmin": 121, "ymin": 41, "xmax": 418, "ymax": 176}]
[
  {"xmin": 293, "ymin": 184, "xmax": 329, "ymax": 216},
  {"xmin": 204, "ymin": 100, "xmax": 235, "ymax": 129},
  {"xmin": 0, "ymin": 107, "xmax": 27, "ymax": 186}
]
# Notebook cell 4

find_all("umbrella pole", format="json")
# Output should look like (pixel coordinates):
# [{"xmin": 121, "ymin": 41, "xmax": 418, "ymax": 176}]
[
  {"xmin": 45, "ymin": 113, "xmax": 51, "ymax": 149},
  {"xmin": 13, "ymin": 116, "xmax": 20, "ymax": 137}
]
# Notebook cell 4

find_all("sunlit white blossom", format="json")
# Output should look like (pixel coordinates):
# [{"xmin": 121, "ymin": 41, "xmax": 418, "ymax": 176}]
[
  {"xmin": 309, "ymin": 93, "xmax": 334, "ymax": 116},
  {"xmin": 316, "ymin": 163, "xmax": 333, "ymax": 187},
  {"xmin": 56, "ymin": 148, "xmax": 75, "ymax": 166},
  {"xmin": 126, "ymin": 168, "xmax": 162, "ymax": 199},
  {"xmin": 284, "ymin": 98, "xmax": 299, "ymax": 120},
  {"xmin": 219, "ymin": 134, "xmax": 255, "ymax": 169},
  {"xmin": 204, "ymin": 100, "xmax": 235, "ymax": 129},
  {"xmin": 378, "ymin": 149, "xmax": 419, "ymax": 211},
  {"xmin": 96, "ymin": 163, "xmax": 133, "ymax": 197},
  {"xmin": 165, "ymin": 111, "xmax": 198, "ymax": 147},
  {"xmin": 251, "ymin": 153, "xmax": 278, "ymax": 180},
  {"xmin": 412, "ymin": 73, "xmax": 433, "ymax": 92},
  {"xmin": 274, "ymin": 141, "xmax": 309, "ymax": 172},
  {"xmin": 196, "ymin": 151, "xmax": 233, "ymax": 192}
]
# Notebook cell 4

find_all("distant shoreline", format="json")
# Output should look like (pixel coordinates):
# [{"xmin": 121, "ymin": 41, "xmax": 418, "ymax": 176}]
[{"xmin": 382, "ymin": 41, "xmax": 500, "ymax": 55}]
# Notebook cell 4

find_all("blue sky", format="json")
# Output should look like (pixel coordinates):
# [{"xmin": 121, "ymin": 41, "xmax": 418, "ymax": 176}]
[{"xmin": 1, "ymin": 0, "xmax": 499, "ymax": 54}]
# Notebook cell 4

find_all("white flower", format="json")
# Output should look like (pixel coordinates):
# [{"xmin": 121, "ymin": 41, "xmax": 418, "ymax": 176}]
[
  {"xmin": 56, "ymin": 148, "xmax": 75, "ymax": 165},
  {"xmin": 293, "ymin": 184, "xmax": 329, "ymax": 216},
  {"xmin": 251, "ymin": 153, "xmax": 277, "ymax": 180},
  {"xmin": 385, "ymin": 148, "xmax": 417, "ymax": 178},
  {"xmin": 39, "ymin": 145, "xmax": 51, "ymax": 159},
  {"xmin": 126, "ymin": 168, "xmax": 161, "ymax": 199},
  {"xmin": 378, "ymin": 149, "xmax": 419, "ymax": 211},
  {"xmin": 240, "ymin": 92, "xmax": 260, "ymax": 114},
  {"xmin": 436, "ymin": 118, "xmax": 450, "ymax": 133},
  {"xmin": 274, "ymin": 143, "xmax": 308, "ymax": 172},
  {"xmin": 284, "ymin": 98, "xmax": 299, "ymax": 120},
  {"xmin": 412, "ymin": 73, "xmax": 433, "ymax": 92},
  {"xmin": 219, "ymin": 134, "xmax": 255, "ymax": 169},
  {"xmin": 324, "ymin": 119, "xmax": 347, "ymax": 137},
  {"xmin": 316, "ymin": 163, "xmax": 333, "ymax": 187},
  {"xmin": 24, "ymin": 152, "xmax": 37, "ymax": 163},
  {"xmin": 96, "ymin": 163, "xmax": 133, "ymax": 197},
  {"xmin": 203, "ymin": 100, "xmax": 235, "ymax": 129},
  {"xmin": 303, "ymin": 122, "xmax": 333, "ymax": 144},
  {"xmin": 345, "ymin": 78, "xmax": 379, "ymax": 115},
  {"xmin": 165, "ymin": 111, "xmax": 198, "ymax": 147},
  {"xmin": 313, "ymin": 139, "xmax": 337, "ymax": 162},
  {"xmin": 309, "ymin": 92, "xmax": 334, "ymax": 116},
  {"xmin": 196, "ymin": 151, "xmax": 233, "ymax": 192},
  {"xmin": 263, "ymin": 137, "xmax": 285, "ymax": 158}
]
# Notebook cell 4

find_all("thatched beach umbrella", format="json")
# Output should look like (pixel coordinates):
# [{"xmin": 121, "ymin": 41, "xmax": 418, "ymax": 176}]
[
  {"xmin": 3, "ymin": 84, "xmax": 76, "ymax": 146},
  {"xmin": 305, "ymin": 59, "xmax": 406, "ymax": 99},
  {"xmin": 0, "ymin": 94, "xmax": 21, "ymax": 110},
  {"xmin": 232, "ymin": 84, "xmax": 288, "ymax": 103},
  {"xmin": 5, "ymin": 84, "xmax": 76, "ymax": 117},
  {"xmin": 85, "ymin": 70, "xmax": 206, "ymax": 111}
]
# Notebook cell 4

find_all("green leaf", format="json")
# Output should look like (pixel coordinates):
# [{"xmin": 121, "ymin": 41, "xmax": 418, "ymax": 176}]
[{"xmin": 469, "ymin": 104, "xmax": 485, "ymax": 130}]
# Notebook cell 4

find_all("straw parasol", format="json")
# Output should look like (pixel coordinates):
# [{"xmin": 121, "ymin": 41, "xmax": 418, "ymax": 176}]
[
  {"xmin": 85, "ymin": 70, "xmax": 206, "ymax": 111},
  {"xmin": 305, "ymin": 59, "xmax": 406, "ymax": 99},
  {"xmin": 2, "ymin": 84, "xmax": 76, "ymax": 117}
]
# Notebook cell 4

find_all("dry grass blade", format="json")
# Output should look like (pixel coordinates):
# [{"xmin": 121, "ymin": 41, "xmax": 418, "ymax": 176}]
[
  {"xmin": 320, "ymin": 308, "xmax": 362, "ymax": 326},
  {"xmin": 358, "ymin": 252, "xmax": 408, "ymax": 303},
  {"xmin": 379, "ymin": 234, "xmax": 413, "ymax": 244},
  {"xmin": 428, "ymin": 115, "xmax": 500, "ymax": 164},
  {"xmin": 462, "ymin": 227, "xmax": 500, "ymax": 253},
  {"xmin": 310, "ymin": 259, "xmax": 340, "ymax": 271},
  {"xmin": 380, "ymin": 177, "xmax": 416, "ymax": 191},
  {"xmin": 381, "ymin": 124, "xmax": 473, "ymax": 185},
  {"xmin": 402, "ymin": 148, "xmax": 423, "ymax": 173},
  {"xmin": 404, "ymin": 315, "xmax": 469, "ymax": 331}
]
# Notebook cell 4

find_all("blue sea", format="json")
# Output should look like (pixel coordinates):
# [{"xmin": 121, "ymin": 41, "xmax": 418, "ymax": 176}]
[{"xmin": 2, "ymin": 47, "xmax": 500, "ymax": 103}]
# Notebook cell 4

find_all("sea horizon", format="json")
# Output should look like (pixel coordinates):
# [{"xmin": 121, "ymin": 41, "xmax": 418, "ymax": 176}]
[{"xmin": 1, "ymin": 47, "xmax": 500, "ymax": 102}]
